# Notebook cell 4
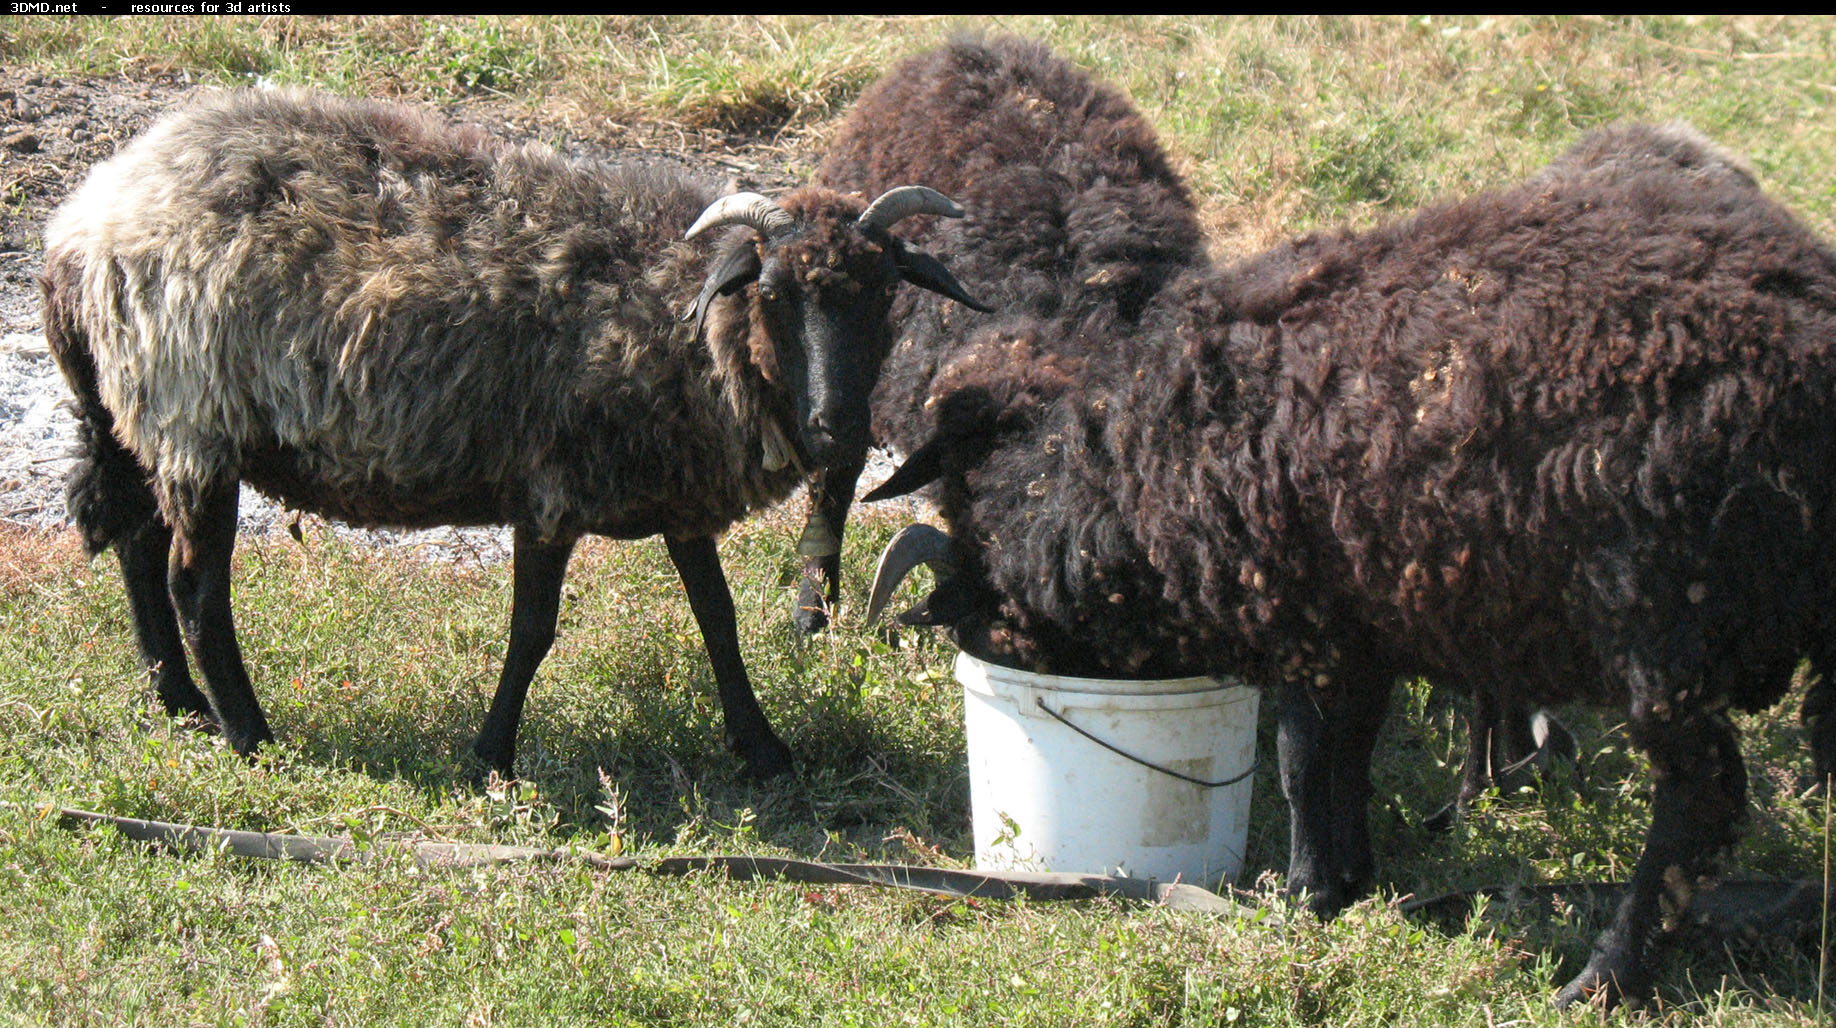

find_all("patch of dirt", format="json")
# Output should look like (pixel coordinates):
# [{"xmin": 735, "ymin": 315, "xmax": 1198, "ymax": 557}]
[
  {"xmin": 1, "ymin": 72, "xmax": 187, "ymax": 330},
  {"xmin": 0, "ymin": 69, "xmax": 191, "ymax": 532},
  {"xmin": 0, "ymin": 68, "xmax": 908, "ymax": 557}
]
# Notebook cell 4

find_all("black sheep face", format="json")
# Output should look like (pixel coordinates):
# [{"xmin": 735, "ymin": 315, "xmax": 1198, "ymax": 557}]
[
  {"xmin": 860, "ymin": 422, "xmax": 1020, "ymax": 655},
  {"xmin": 695, "ymin": 187, "xmax": 989, "ymax": 471},
  {"xmin": 862, "ymin": 344, "xmax": 1211, "ymax": 679},
  {"xmin": 750, "ymin": 217, "xmax": 903, "ymax": 468}
]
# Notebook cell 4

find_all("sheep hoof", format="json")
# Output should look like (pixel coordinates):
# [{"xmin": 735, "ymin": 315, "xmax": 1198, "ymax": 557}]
[
  {"xmin": 1282, "ymin": 879, "xmax": 1352, "ymax": 921},
  {"xmin": 225, "ymin": 728, "xmax": 274, "ymax": 762},
  {"xmin": 1305, "ymin": 890, "xmax": 1346, "ymax": 920},
  {"xmin": 792, "ymin": 575, "xmax": 833, "ymax": 635},
  {"xmin": 792, "ymin": 601, "xmax": 831, "ymax": 635},
  {"xmin": 468, "ymin": 738, "xmax": 516, "ymax": 781},
  {"xmin": 731, "ymin": 732, "xmax": 796, "ymax": 780},
  {"xmin": 151, "ymin": 672, "xmax": 215, "ymax": 723},
  {"xmin": 156, "ymin": 705, "xmax": 220, "ymax": 736},
  {"xmin": 1554, "ymin": 958, "xmax": 1649, "ymax": 1012}
]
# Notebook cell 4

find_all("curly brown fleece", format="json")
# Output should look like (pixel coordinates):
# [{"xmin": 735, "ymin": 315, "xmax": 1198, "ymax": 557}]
[
  {"xmin": 896, "ymin": 121, "xmax": 1836, "ymax": 1006},
  {"xmin": 817, "ymin": 33, "xmax": 1208, "ymax": 453}
]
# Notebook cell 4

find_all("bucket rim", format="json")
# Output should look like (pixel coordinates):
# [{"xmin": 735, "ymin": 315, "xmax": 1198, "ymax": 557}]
[{"xmin": 953, "ymin": 649, "xmax": 1249, "ymax": 697}]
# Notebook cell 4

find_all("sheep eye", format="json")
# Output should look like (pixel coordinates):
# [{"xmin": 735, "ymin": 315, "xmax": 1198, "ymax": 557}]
[{"xmin": 759, "ymin": 286, "xmax": 783, "ymax": 303}]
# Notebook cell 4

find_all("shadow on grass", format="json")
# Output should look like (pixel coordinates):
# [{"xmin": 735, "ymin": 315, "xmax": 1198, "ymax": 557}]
[{"xmin": 266, "ymin": 636, "xmax": 972, "ymax": 861}]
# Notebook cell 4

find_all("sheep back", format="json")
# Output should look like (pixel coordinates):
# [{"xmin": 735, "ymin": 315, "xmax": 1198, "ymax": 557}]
[
  {"xmin": 43, "ymin": 88, "xmax": 812, "ymax": 544},
  {"xmin": 919, "ymin": 122, "xmax": 1836, "ymax": 707},
  {"xmin": 817, "ymin": 34, "xmax": 1206, "ymax": 454}
]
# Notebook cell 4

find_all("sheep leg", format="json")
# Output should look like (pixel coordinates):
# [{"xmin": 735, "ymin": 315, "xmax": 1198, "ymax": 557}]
[
  {"xmin": 666, "ymin": 535, "xmax": 795, "ymax": 778},
  {"xmin": 58, "ymin": 374, "xmax": 211, "ymax": 722},
  {"xmin": 471, "ymin": 528, "xmax": 576, "ymax": 776},
  {"xmin": 1417, "ymin": 682, "xmax": 1520, "ymax": 837},
  {"xmin": 1280, "ymin": 654, "xmax": 1393, "ymax": 913},
  {"xmin": 1486, "ymin": 700, "xmax": 1577, "ymax": 790},
  {"xmin": 166, "ymin": 484, "xmax": 273, "ymax": 756},
  {"xmin": 1451, "ymin": 692, "xmax": 1540, "ymax": 811},
  {"xmin": 1277, "ymin": 677, "xmax": 1347, "ymax": 916},
  {"xmin": 792, "ymin": 457, "xmax": 866, "ymax": 635},
  {"xmin": 1556, "ymin": 706, "xmax": 1745, "ymax": 1010},
  {"xmin": 117, "ymin": 516, "xmax": 213, "ymax": 722},
  {"xmin": 1801, "ymin": 654, "xmax": 1836, "ymax": 787},
  {"xmin": 1489, "ymin": 698, "xmax": 1544, "ymax": 782},
  {"xmin": 1422, "ymin": 686, "xmax": 1505, "ymax": 834},
  {"xmin": 1428, "ymin": 692, "xmax": 1579, "ymax": 832},
  {"xmin": 1455, "ymin": 690, "xmax": 1504, "ymax": 808},
  {"xmin": 1325, "ymin": 671, "xmax": 1392, "ymax": 901}
]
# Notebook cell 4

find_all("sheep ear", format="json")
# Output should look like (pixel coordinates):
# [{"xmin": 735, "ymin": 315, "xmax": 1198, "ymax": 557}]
[
  {"xmin": 862, "ymin": 438, "xmax": 948, "ymax": 502},
  {"xmin": 890, "ymin": 241, "xmax": 994, "ymax": 313},
  {"xmin": 685, "ymin": 243, "xmax": 761, "ymax": 339}
]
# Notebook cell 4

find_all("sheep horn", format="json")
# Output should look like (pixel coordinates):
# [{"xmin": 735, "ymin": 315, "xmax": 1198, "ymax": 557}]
[
  {"xmin": 685, "ymin": 192, "xmax": 795, "ymax": 240},
  {"xmin": 857, "ymin": 186, "xmax": 966, "ymax": 233},
  {"xmin": 864, "ymin": 523, "xmax": 957, "ymax": 626}
]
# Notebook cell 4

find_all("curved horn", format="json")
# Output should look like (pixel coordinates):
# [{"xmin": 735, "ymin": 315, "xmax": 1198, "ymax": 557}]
[
  {"xmin": 865, "ymin": 523, "xmax": 957, "ymax": 626},
  {"xmin": 857, "ymin": 186, "xmax": 966, "ymax": 234},
  {"xmin": 685, "ymin": 192, "xmax": 795, "ymax": 240}
]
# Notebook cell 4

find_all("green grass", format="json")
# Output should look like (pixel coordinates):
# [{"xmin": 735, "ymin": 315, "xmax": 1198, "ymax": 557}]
[
  {"xmin": 0, "ymin": 514, "xmax": 1828, "ymax": 1026},
  {"xmin": 1, "ymin": 14, "xmax": 1833, "ymax": 1027}
]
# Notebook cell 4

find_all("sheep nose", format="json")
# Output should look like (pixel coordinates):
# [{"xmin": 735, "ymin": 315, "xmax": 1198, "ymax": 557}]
[{"xmin": 802, "ymin": 414, "xmax": 842, "ymax": 463}]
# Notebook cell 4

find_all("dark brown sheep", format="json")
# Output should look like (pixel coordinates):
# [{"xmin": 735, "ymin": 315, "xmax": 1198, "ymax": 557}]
[
  {"xmin": 40, "ymin": 87, "xmax": 982, "ymax": 778},
  {"xmin": 816, "ymin": 35, "xmax": 1567, "ymax": 823},
  {"xmin": 869, "ymin": 121, "xmax": 1836, "ymax": 1008},
  {"xmin": 786, "ymin": 34, "xmax": 1207, "ymax": 633}
]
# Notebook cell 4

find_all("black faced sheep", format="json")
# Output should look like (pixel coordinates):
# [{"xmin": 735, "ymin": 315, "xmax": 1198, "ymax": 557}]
[
  {"xmin": 867, "ymin": 121, "xmax": 1836, "ymax": 1008},
  {"xmin": 785, "ymin": 34, "xmax": 1207, "ymax": 633},
  {"xmin": 40, "ymin": 87, "xmax": 983, "ymax": 778}
]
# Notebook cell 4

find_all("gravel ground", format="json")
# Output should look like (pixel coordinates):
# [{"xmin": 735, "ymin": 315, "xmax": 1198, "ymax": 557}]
[
  {"xmin": 0, "ymin": 68, "xmax": 916, "ymax": 564},
  {"xmin": 1, "ymin": 72, "xmax": 182, "ymax": 540}
]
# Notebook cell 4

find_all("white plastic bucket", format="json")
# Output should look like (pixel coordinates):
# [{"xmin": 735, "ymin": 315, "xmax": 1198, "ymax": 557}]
[{"xmin": 955, "ymin": 649, "xmax": 1259, "ymax": 886}]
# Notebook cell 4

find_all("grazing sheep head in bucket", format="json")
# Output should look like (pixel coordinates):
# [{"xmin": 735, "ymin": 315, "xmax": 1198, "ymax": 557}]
[
  {"xmin": 862, "ymin": 500, "xmax": 1098, "ymax": 676},
  {"xmin": 862, "ymin": 451, "xmax": 1020, "ymax": 664},
  {"xmin": 857, "ymin": 353, "xmax": 1142, "ymax": 676},
  {"xmin": 686, "ymin": 186, "xmax": 992, "ymax": 470}
]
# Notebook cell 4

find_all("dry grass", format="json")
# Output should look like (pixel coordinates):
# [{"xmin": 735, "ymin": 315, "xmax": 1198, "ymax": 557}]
[{"xmin": 0, "ymin": 522, "xmax": 83, "ymax": 597}]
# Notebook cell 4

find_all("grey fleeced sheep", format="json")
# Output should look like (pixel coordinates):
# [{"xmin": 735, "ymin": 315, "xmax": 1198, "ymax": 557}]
[
  {"xmin": 41, "ymin": 87, "xmax": 982, "ymax": 777},
  {"xmin": 868, "ymin": 122, "xmax": 1836, "ymax": 1008}
]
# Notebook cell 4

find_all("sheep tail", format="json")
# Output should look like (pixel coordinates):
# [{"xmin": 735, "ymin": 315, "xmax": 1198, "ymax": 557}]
[{"xmin": 40, "ymin": 255, "xmax": 159, "ymax": 556}]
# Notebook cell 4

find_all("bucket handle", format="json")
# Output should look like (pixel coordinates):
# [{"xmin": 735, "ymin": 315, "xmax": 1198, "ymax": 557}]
[{"xmin": 1035, "ymin": 698, "xmax": 1259, "ymax": 788}]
